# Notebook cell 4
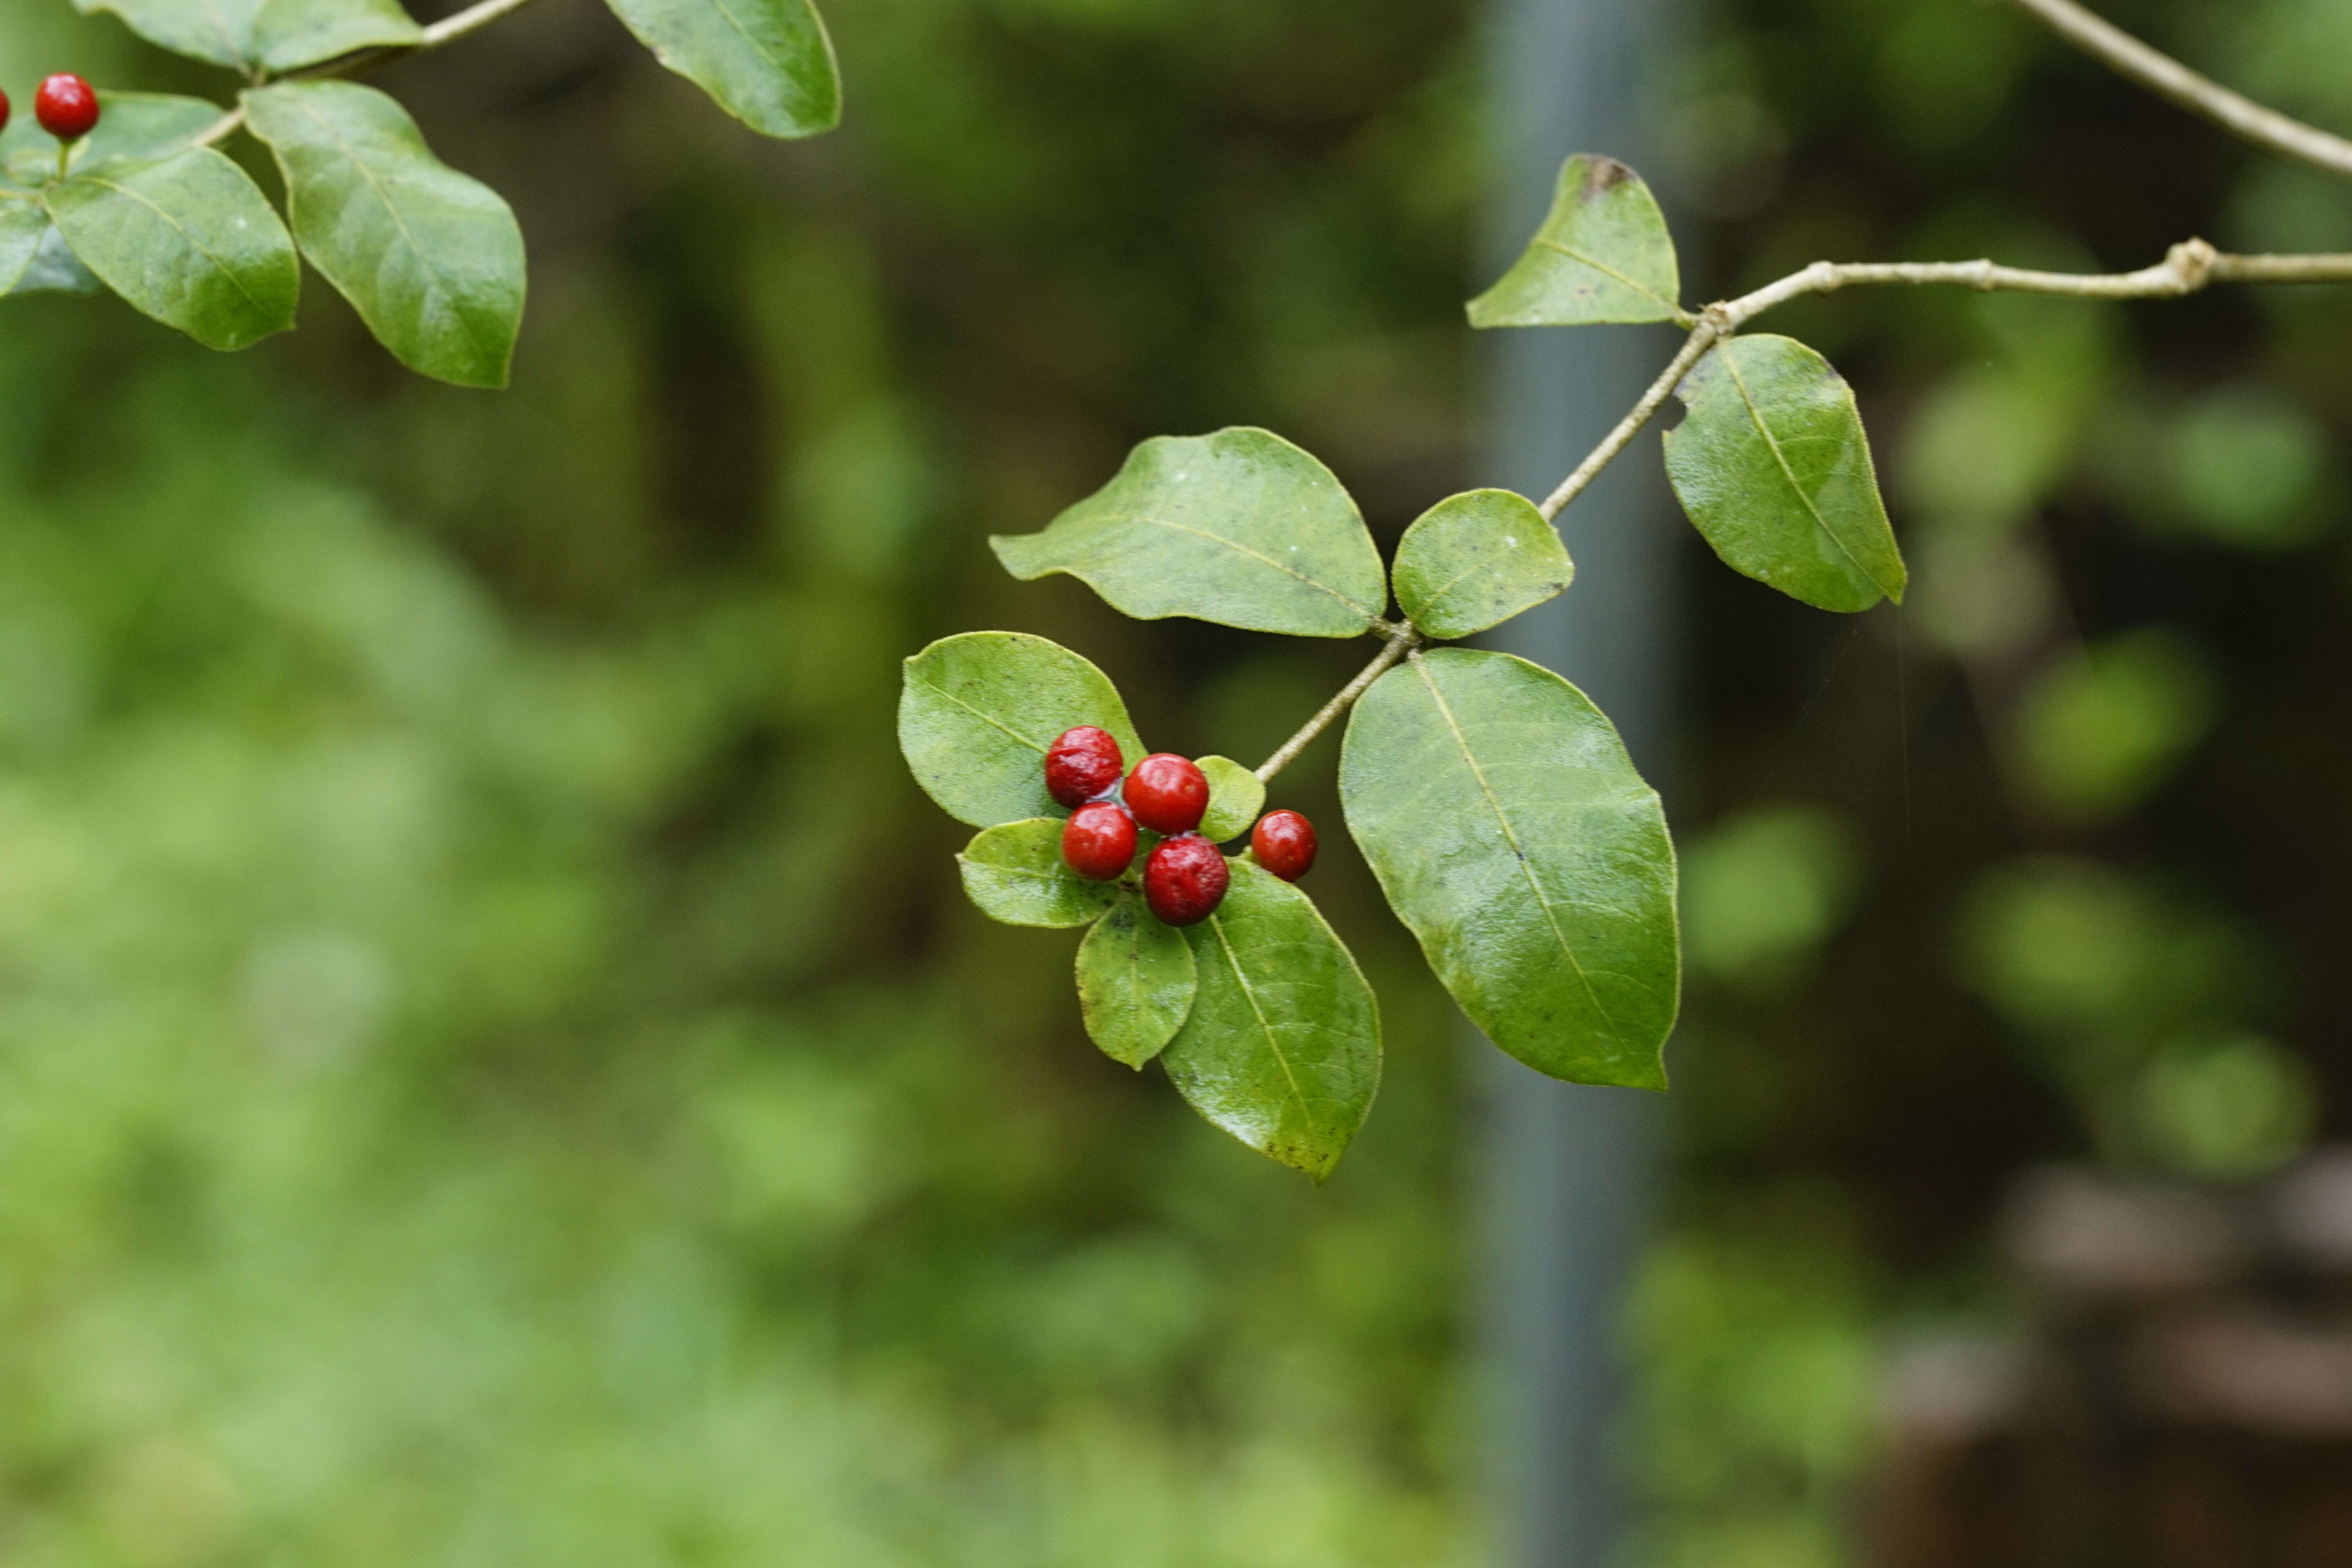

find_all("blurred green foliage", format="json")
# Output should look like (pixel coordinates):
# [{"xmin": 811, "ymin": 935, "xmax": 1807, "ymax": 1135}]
[{"xmin": 7, "ymin": 0, "xmax": 2351, "ymax": 1563}]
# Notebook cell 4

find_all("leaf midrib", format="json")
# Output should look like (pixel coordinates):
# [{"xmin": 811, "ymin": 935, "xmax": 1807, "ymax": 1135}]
[
  {"xmin": 1531, "ymin": 236, "xmax": 1677, "ymax": 314},
  {"xmin": 55, "ymin": 160, "xmax": 272, "ymax": 321},
  {"xmin": 1412, "ymin": 657, "xmax": 1627, "ymax": 1047},
  {"xmin": 1206, "ymin": 904, "xmax": 1316, "ymax": 1133},
  {"xmin": 273, "ymin": 90, "xmax": 495, "ymax": 370},
  {"xmin": 1081, "ymin": 510, "xmax": 1380, "ymax": 623},
  {"xmin": 1717, "ymin": 347, "xmax": 1900, "ymax": 601}
]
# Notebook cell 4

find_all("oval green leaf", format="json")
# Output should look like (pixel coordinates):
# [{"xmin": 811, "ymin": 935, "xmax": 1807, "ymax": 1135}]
[
  {"xmin": 74, "ymin": 0, "xmax": 422, "ymax": 72},
  {"xmin": 1160, "ymin": 860, "xmax": 1381, "ymax": 1180},
  {"xmin": 1197, "ymin": 755, "xmax": 1265, "ymax": 843},
  {"xmin": 900, "ymin": 632, "xmax": 1146, "ymax": 829},
  {"xmin": 244, "ymin": 82, "xmax": 526, "ymax": 388},
  {"xmin": 604, "ymin": 0, "xmax": 843, "ymax": 140},
  {"xmin": 1392, "ymin": 489, "xmax": 1574, "ymax": 641},
  {"xmin": 1663, "ymin": 334, "xmax": 1907, "ymax": 613},
  {"xmin": 45, "ymin": 148, "xmax": 298, "ymax": 352},
  {"xmin": 992, "ymin": 427, "xmax": 1388, "ymax": 639},
  {"xmin": 958, "ymin": 819, "xmax": 1119, "ymax": 930},
  {"xmin": 1468, "ymin": 154, "xmax": 1683, "ymax": 328},
  {"xmin": 1077, "ymin": 892, "xmax": 1198, "ymax": 1068},
  {"xmin": 1339, "ymin": 648, "xmax": 1677, "ymax": 1089}
]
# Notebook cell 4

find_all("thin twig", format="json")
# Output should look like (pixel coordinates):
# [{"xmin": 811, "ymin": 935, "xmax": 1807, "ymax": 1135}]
[
  {"xmin": 1539, "ymin": 238, "xmax": 2352, "ymax": 527},
  {"xmin": 194, "ymin": 0, "xmax": 554, "ymax": 147},
  {"xmin": 2002, "ymin": 0, "xmax": 2352, "ymax": 181},
  {"xmin": 1256, "ymin": 624, "xmax": 1421, "ymax": 783}
]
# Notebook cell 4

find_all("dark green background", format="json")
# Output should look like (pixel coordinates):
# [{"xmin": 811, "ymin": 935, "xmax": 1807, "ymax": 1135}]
[{"xmin": 0, "ymin": 0, "xmax": 2341, "ymax": 1560}]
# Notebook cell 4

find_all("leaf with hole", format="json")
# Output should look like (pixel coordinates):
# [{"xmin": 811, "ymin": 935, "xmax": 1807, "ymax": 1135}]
[
  {"xmin": 603, "ymin": 0, "xmax": 843, "ymax": 140},
  {"xmin": 1664, "ymin": 334, "xmax": 1907, "ymax": 613},
  {"xmin": 993, "ymin": 428, "xmax": 1388, "ymax": 639},
  {"xmin": 957, "ymin": 819, "xmax": 1120, "ymax": 929},
  {"xmin": 1077, "ymin": 893, "xmax": 1198, "ymax": 1067},
  {"xmin": 1392, "ymin": 489, "xmax": 1573, "ymax": 640},
  {"xmin": 1197, "ymin": 755, "xmax": 1266, "ymax": 843},
  {"xmin": 76, "ymin": 0, "xmax": 423, "ymax": 72},
  {"xmin": 1469, "ymin": 154, "xmax": 1683, "ymax": 328},
  {"xmin": 1160, "ymin": 860, "xmax": 1381, "ymax": 1180},
  {"xmin": 45, "ymin": 148, "xmax": 298, "ymax": 352},
  {"xmin": 1340, "ymin": 648, "xmax": 1678, "ymax": 1089},
  {"xmin": 900, "ymin": 632, "xmax": 1146, "ymax": 829},
  {"xmin": 244, "ymin": 82, "xmax": 526, "ymax": 388}
]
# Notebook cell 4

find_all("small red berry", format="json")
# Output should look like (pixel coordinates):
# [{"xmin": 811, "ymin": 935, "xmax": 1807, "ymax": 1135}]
[
  {"xmin": 35, "ymin": 75, "xmax": 99, "ymax": 142},
  {"xmin": 1045, "ymin": 725, "xmax": 1124, "ymax": 808},
  {"xmin": 1251, "ymin": 810, "xmax": 1318, "ymax": 882},
  {"xmin": 1124, "ymin": 753, "xmax": 1209, "ymax": 836},
  {"xmin": 1062, "ymin": 801, "xmax": 1138, "ymax": 883},
  {"xmin": 1145, "ymin": 835, "xmax": 1229, "ymax": 927},
  {"xmin": 0, "ymin": 89, "xmax": 11, "ymax": 138}
]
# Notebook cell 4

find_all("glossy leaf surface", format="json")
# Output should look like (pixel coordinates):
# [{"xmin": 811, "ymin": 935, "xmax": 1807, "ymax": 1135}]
[
  {"xmin": 1664, "ymin": 334, "xmax": 1907, "ymax": 613},
  {"xmin": 76, "ymin": 0, "xmax": 423, "ymax": 72},
  {"xmin": 1077, "ymin": 893, "xmax": 1198, "ymax": 1067},
  {"xmin": 603, "ymin": 0, "xmax": 842, "ymax": 139},
  {"xmin": 1391, "ymin": 489, "xmax": 1573, "ymax": 641},
  {"xmin": 1196, "ymin": 755, "xmax": 1266, "ymax": 843},
  {"xmin": 993, "ymin": 428, "xmax": 1387, "ymax": 639},
  {"xmin": 1340, "ymin": 649, "xmax": 1677, "ymax": 1089},
  {"xmin": 900, "ymin": 632, "xmax": 1145, "ymax": 829},
  {"xmin": 957, "ymin": 819, "xmax": 1119, "ymax": 929},
  {"xmin": 1468, "ymin": 154, "xmax": 1682, "ymax": 328},
  {"xmin": 46, "ymin": 148, "xmax": 298, "ymax": 352},
  {"xmin": 0, "ymin": 93, "xmax": 225, "ymax": 190},
  {"xmin": 245, "ymin": 82, "xmax": 526, "ymax": 388},
  {"xmin": 0, "ymin": 205, "xmax": 99, "ymax": 296},
  {"xmin": 1160, "ymin": 861, "xmax": 1381, "ymax": 1180}
]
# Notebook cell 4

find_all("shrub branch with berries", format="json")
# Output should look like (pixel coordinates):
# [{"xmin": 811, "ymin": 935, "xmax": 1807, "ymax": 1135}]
[
  {"xmin": 904, "ymin": 57, "xmax": 2352, "ymax": 1175},
  {"xmin": 2, "ymin": 0, "xmax": 842, "ymax": 384}
]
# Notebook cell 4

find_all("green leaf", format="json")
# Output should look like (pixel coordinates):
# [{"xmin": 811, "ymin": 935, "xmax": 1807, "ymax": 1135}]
[
  {"xmin": 75, "ymin": 0, "xmax": 422, "ymax": 72},
  {"xmin": 957, "ymin": 819, "xmax": 1120, "ymax": 929},
  {"xmin": 1076, "ymin": 893, "xmax": 1198, "ymax": 1068},
  {"xmin": 1339, "ymin": 648, "xmax": 1677, "ymax": 1089},
  {"xmin": 992, "ymin": 427, "xmax": 1388, "ymax": 639},
  {"xmin": 1196, "ymin": 755, "xmax": 1265, "ymax": 844},
  {"xmin": 0, "ymin": 93, "xmax": 228, "ymax": 192},
  {"xmin": 1468, "ymin": 154, "xmax": 1683, "ymax": 328},
  {"xmin": 1663, "ymin": 334, "xmax": 1907, "ymax": 613},
  {"xmin": 1391, "ymin": 489, "xmax": 1573, "ymax": 641},
  {"xmin": 46, "ymin": 147, "xmax": 298, "ymax": 352},
  {"xmin": 243, "ymin": 82, "xmax": 526, "ymax": 388},
  {"xmin": 1160, "ymin": 860, "xmax": 1381, "ymax": 1180},
  {"xmin": 900, "ymin": 632, "xmax": 1146, "ymax": 829},
  {"xmin": 603, "ymin": 0, "xmax": 843, "ymax": 139},
  {"xmin": 0, "ymin": 203, "xmax": 100, "ymax": 296}
]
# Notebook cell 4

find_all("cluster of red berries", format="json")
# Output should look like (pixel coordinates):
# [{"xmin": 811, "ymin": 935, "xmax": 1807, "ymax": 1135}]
[
  {"xmin": 1047, "ymin": 726, "xmax": 1318, "ymax": 927},
  {"xmin": 0, "ymin": 74, "xmax": 102, "ymax": 143}
]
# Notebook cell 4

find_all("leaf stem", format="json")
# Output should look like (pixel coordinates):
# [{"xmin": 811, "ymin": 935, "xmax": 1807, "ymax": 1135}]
[
  {"xmin": 2001, "ymin": 0, "xmax": 2352, "ymax": 181},
  {"xmin": 195, "ymin": 0, "xmax": 556, "ymax": 148},
  {"xmin": 1256, "ymin": 624, "xmax": 1421, "ymax": 784}
]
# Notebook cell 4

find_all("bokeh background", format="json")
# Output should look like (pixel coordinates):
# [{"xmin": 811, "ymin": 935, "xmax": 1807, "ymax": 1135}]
[{"xmin": 0, "ymin": 0, "xmax": 2346, "ymax": 1562}]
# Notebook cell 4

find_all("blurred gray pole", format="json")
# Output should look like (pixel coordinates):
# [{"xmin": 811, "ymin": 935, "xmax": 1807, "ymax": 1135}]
[{"xmin": 1478, "ymin": 0, "xmax": 1679, "ymax": 1565}]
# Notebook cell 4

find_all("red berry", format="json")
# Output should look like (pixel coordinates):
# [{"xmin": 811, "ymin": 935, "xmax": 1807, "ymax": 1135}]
[
  {"xmin": 1145, "ymin": 835, "xmax": 1229, "ymax": 927},
  {"xmin": 1251, "ymin": 810, "xmax": 1318, "ymax": 882},
  {"xmin": 1062, "ymin": 801, "xmax": 1137, "ymax": 882},
  {"xmin": 0, "ymin": 89, "xmax": 11, "ymax": 138},
  {"xmin": 35, "ymin": 75, "xmax": 98, "ymax": 142},
  {"xmin": 1124, "ymin": 753, "xmax": 1209, "ymax": 836},
  {"xmin": 1045, "ymin": 725, "xmax": 1124, "ymax": 808}
]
